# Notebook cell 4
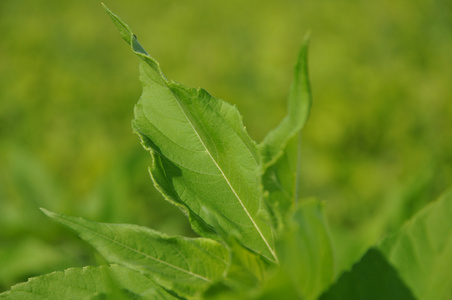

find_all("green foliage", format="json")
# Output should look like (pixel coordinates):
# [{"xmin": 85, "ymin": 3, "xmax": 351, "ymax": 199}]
[
  {"xmin": 1, "ymin": 265, "xmax": 177, "ymax": 299},
  {"xmin": 259, "ymin": 34, "xmax": 312, "ymax": 229},
  {"xmin": 320, "ymin": 189, "xmax": 452, "ymax": 299},
  {"xmin": 41, "ymin": 208, "xmax": 229, "ymax": 298},
  {"xmin": 1, "ymin": 4, "xmax": 452, "ymax": 300},
  {"xmin": 277, "ymin": 200, "xmax": 334, "ymax": 299},
  {"xmin": 379, "ymin": 189, "xmax": 452, "ymax": 300},
  {"xmin": 319, "ymin": 248, "xmax": 416, "ymax": 300}
]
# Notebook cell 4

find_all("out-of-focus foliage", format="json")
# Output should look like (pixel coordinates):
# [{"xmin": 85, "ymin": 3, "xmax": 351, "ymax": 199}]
[{"xmin": 0, "ymin": 0, "xmax": 451, "ymax": 292}]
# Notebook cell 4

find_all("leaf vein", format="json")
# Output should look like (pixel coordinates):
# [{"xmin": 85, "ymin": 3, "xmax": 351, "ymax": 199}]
[{"xmin": 62, "ymin": 217, "xmax": 212, "ymax": 282}]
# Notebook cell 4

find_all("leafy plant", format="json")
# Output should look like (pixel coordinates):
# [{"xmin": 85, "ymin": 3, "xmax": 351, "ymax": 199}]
[{"xmin": 2, "ymin": 5, "xmax": 452, "ymax": 300}]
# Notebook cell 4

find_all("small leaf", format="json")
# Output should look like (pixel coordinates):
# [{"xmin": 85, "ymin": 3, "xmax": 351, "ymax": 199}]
[
  {"xmin": 41, "ymin": 209, "xmax": 229, "ymax": 298},
  {"xmin": 379, "ymin": 189, "xmax": 452, "ymax": 300},
  {"xmin": 319, "ymin": 248, "xmax": 416, "ymax": 300},
  {"xmin": 277, "ymin": 199, "xmax": 335, "ymax": 300},
  {"xmin": 104, "ymin": 6, "xmax": 277, "ymax": 263},
  {"xmin": 0, "ymin": 264, "xmax": 177, "ymax": 300}
]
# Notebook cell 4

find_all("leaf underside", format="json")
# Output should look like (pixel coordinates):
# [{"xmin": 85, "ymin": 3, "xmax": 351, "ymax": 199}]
[{"xmin": 105, "ymin": 5, "xmax": 277, "ymax": 263}]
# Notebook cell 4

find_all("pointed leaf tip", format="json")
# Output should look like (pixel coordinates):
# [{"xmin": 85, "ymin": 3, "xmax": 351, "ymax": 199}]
[
  {"xmin": 103, "ymin": 4, "xmax": 133, "ymax": 46},
  {"xmin": 39, "ymin": 207, "xmax": 54, "ymax": 217},
  {"xmin": 259, "ymin": 30, "xmax": 312, "ymax": 168},
  {"xmin": 303, "ymin": 31, "xmax": 311, "ymax": 45},
  {"xmin": 103, "ymin": 5, "xmax": 149, "ymax": 57}
]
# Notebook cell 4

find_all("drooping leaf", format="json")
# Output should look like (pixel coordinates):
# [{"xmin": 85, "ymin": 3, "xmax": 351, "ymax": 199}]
[
  {"xmin": 0, "ymin": 264, "xmax": 177, "ymax": 300},
  {"xmin": 104, "ymin": 5, "xmax": 277, "ymax": 263},
  {"xmin": 259, "ymin": 36, "xmax": 312, "ymax": 226},
  {"xmin": 379, "ymin": 189, "xmax": 452, "ymax": 300},
  {"xmin": 319, "ymin": 248, "xmax": 416, "ymax": 300},
  {"xmin": 277, "ymin": 199, "xmax": 335, "ymax": 300},
  {"xmin": 41, "ymin": 209, "xmax": 229, "ymax": 298}
]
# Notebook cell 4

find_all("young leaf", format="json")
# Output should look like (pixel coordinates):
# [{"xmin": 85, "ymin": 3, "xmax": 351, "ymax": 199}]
[
  {"xmin": 259, "ymin": 36, "xmax": 312, "ymax": 226},
  {"xmin": 0, "ymin": 265, "xmax": 177, "ymax": 299},
  {"xmin": 379, "ymin": 189, "xmax": 452, "ymax": 300},
  {"xmin": 104, "ymin": 5, "xmax": 277, "ymax": 263},
  {"xmin": 41, "ymin": 208, "xmax": 229, "ymax": 298},
  {"xmin": 277, "ymin": 199, "xmax": 335, "ymax": 300},
  {"xmin": 319, "ymin": 248, "xmax": 416, "ymax": 300},
  {"xmin": 259, "ymin": 34, "xmax": 312, "ymax": 168}
]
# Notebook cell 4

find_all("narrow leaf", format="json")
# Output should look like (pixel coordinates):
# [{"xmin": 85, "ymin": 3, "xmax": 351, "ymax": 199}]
[
  {"xmin": 259, "ymin": 36, "xmax": 312, "ymax": 226},
  {"xmin": 319, "ymin": 248, "xmax": 416, "ymax": 300},
  {"xmin": 41, "ymin": 209, "xmax": 229, "ymax": 298},
  {"xmin": 104, "ymin": 6, "xmax": 277, "ymax": 263},
  {"xmin": 379, "ymin": 189, "xmax": 452, "ymax": 300},
  {"xmin": 0, "ymin": 265, "xmax": 177, "ymax": 300},
  {"xmin": 259, "ymin": 34, "xmax": 312, "ymax": 168},
  {"xmin": 277, "ymin": 199, "xmax": 335, "ymax": 299}
]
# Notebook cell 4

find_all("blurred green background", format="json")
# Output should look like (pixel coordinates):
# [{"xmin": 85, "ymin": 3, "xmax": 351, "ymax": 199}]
[{"xmin": 1, "ymin": 0, "xmax": 451, "ymax": 292}]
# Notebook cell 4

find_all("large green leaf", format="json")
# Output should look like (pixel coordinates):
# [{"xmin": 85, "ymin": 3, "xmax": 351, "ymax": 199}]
[
  {"xmin": 41, "ymin": 209, "xmax": 229, "ymax": 298},
  {"xmin": 259, "ymin": 36, "xmax": 312, "ymax": 226},
  {"xmin": 277, "ymin": 199, "xmax": 335, "ymax": 299},
  {"xmin": 319, "ymin": 248, "xmax": 415, "ymax": 300},
  {"xmin": 379, "ymin": 189, "xmax": 452, "ymax": 300},
  {"xmin": 104, "ymin": 6, "xmax": 277, "ymax": 263},
  {"xmin": 0, "ymin": 264, "xmax": 177, "ymax": 299}
]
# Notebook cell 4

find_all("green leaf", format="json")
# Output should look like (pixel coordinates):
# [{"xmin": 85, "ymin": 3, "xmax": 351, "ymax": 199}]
[
  {"xmin": 319, "ymin": 248, "xmax": 416, "ymax": 300},
  {"xmin": 259, "ymin": 34, "xmax": 312, "ymax": 168},
  {"xmin": 103, "ymin": 3, "xmax": 148, "ymax": 56},
  {"xmin": 277, "ymin": 199, "xmax": 335, "ymax": 300},
  {"xmin": 41, "ymin": 209, "xmax": 229, "ymax": 298},
  {"xmin": 104, "ymin": 5, "xmax": 277, "ymax": 263},
  {"xmin": 202, "ymin": 242, "xmax": 267, "ymax": 299},
  {"xmin": 379, "ymin": 189, "xmax": 452, "ymax": 300},
  {"xmin": 0, "ymin": 264, "xmax": 177, "ymax": 299},
  {"xmin": 223, "ymin": 241, "xmax": 266, "ymax": 290},
  {"xmin": 261, "ymin": 136, "xmax": 299, "ymax": 229},
  {"xmin": 259, "ymin": 36, "xmax": 312, "ymax": 226}
]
